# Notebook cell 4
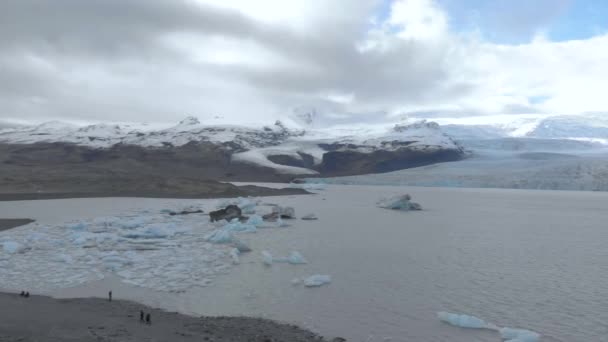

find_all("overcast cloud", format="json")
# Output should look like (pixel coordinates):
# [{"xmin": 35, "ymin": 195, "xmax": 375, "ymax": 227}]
[{"xmin": 0, "ymin": 0, "xmax": 607, "ymax": 125}]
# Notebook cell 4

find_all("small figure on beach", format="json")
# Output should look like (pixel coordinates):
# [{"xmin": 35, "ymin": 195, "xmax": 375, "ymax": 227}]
[
  {"xmin": 19, "ymin": 291, "xmax": 24, "ymax": 297},
  {"xmin": 24, "ymin": 292, "xmax": 30, "ymax": 298},
  {"xmin": 145, "ymin": 313, "xmax": 151, "ymax": 325},
  {"xmin": 140, "ymin": 310, "xmax": 144, "ymax": 322},
  {"xmin": 108, "ymin": 291, "xmax": 112, "ymax": 302}
]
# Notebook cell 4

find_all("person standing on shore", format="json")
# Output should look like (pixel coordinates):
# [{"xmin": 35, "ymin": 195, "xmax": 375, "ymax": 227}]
[
  {"xmin": 146, "ymin": 313, "xmax": 151, "ymax": 325},
  {"xmin": 140, "ymin": 310, "xmax": 144, "ymax": 322},
  {"xmin": 108, "ymin": 291, "xmax": 112, "ymax": 302}
]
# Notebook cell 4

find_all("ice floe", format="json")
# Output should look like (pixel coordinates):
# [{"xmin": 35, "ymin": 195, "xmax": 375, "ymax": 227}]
[
  {"xmin": 0, "ymin": 197, "xmax": 319, "ymax": 294},
  {"xmin": 303, "ymin": 274, "xmax": 331, "ymax": 287},
  {"xmin": 437, "ymin": 311, "xmax": 540, "ymax": 342},
  {"xmin": 377, "ymin": 194, "xmax": 422, "ymax": 211}
]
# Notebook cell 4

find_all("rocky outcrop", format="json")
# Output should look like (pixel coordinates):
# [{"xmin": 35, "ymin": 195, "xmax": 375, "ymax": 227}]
[
  {"xmin": 209, "ymin": 205, "xmax": 243, "ymax": 222},
  {"xmin": 317, "ymin": 147, "xmax": 463, "ymax": 177}
]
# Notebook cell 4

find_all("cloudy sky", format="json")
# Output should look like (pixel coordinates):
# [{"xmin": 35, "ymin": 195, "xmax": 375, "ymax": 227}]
[{"xmin": 1, "ymin": 0, "xmax": 607, "ymax": 125}]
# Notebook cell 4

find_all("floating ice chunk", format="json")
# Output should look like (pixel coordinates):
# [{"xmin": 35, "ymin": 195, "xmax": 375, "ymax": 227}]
[
  {"xmin": 437, "ymin": 312, "xmax": 490, "ymax": 329},
  {"xmin": 205, "ymin": 230, "xmax": 233, "ymax": 244},
  {"xmin": 287, "ymin": 251, "xmax": 308, "ymax": 264},
  {"xmin": 246, "ymin": 215, "xmax": 264, "ymax": 226},
  {"xmin": 272, "ymin": 206, "xmax": 296, "ymax": 219},
  {"xmin": 55, "ymin": 254, "xmax": 74, "ymax": 264},
  {"xmin": 120, "ymin": 217, "xmax": 145, "ymax": 229},
  {"xmin": 277, "ymin": 218, "xmax": 290, "ymax": 228},
  {"xmin": 67, "ymin": 222, "xmax": 86, "ymax": 230},
  {"xmin": 230, "ymin": 248, "xmax": 240, "ymax": 265},
  {"xmin": 223, "ymin": 220, "xmax": 257, "ymax": 233},
  {"xmin": 304, "ymin": 274, "xmax": 331, "ymax": 287},
  {"xmin": 274, "ymin": 251, "xmax": 308, "ymax": 264},
  {"xmin": 377, "ymin": 194, "xmax": 422, "ymax": 211},
  {"xmin": 232, "ymin": 239, "xmax": 252, "ymax": 252},
  {"xmin": 301, "ymin": 214, "xmax": 318, "ymax": 220},
  {"xmin": 261, "ymin": 250, "xmax": 273, "ymax": 266},
  {"xmin": 499, "ymin": 327, "xmax": 540, "ymax": 342},
  {"xmin": 2, "ymin": 241, "xmax": 24, "ymax": 254}
]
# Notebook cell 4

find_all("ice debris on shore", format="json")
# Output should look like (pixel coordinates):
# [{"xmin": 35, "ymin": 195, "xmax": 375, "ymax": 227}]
[{"xmin": 437, "ymin": 312, "xmax": 540, "ymax": 342}]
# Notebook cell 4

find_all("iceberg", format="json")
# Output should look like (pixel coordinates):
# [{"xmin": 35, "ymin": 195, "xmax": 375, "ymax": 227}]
[
  {"xmin": 246, "ymin": 215, "xmax": 264, "ymax": 226},
  {"xmin": 67, "ymin": 222, "xmax": 86, "ymax": 231},
  {"xmin": 272, "ymin": 206, "xmax": 296, "ymax": 219},
  {"xmin": 377, "ymin": 194, "xmax": 422, "ymax": 211},
  {"xmin": 437, "ymin": 312, "xmax": 490, "ymax": 329},
  {"xmin": 304, "ymin": 274, "xmax": 331, "ymax": 287},
  {"xmin": 287, "ymin": 251, "xmax": 308, "ymax": 264},
  {"xmin": 437, "ymin": 312, "xmax": 540, "ymax": 342},
  {"xmin": 500, "ymin": 327, "xmax": 540, "ymax": 342},
  {"xmin": 232, "ymin": 239, "xmax": 252, "ymax": 252},
  {"xmin": 223, "ymin": 220, "xmax": 257, "ymax": 233},
  {"xmin": 205, "ymin": 230, "xmax": 233, "ymax": 244},
  {"xmin": 2, "ymin": 241, "xmax": 24, "ymax": 254},
  {"xmin": 261, "ymin": 250, "xmax": 273, "ymax": 266},
  {"xmin": 230, "ymin": 248, "xmax": 240, "ymax": 265},
  {"xmin": 273, "ymin": 251, "xmax": 308, "ymax": 264}
]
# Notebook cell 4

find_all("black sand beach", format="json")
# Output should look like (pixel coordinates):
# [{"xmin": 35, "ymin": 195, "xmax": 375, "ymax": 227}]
[{"xmin": 0, "ymin": 292, "xmax": 330, "ymax": 342}]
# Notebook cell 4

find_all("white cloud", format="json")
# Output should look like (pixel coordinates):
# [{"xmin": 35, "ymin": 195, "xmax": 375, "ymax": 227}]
[{"xmin": 0, "ymin": 0, "xmax": 607, "ymax": 125}]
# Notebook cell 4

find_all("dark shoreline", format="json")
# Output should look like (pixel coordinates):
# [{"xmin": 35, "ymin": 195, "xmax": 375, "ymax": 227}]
[
  {"xmin": 0, "ymin": 186, "xmax": 308, "ymax": 202},
  {"xmin": 0, "ymin": 219, "xmax": 35, "ymax": 231},
  {"xmin": 0, "ymin": 292, "xmax": 331, "ymax": 342}
]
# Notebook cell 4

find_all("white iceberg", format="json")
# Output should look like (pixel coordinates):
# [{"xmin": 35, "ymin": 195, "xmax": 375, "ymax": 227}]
[
  {"xmin": 261, "ymin": 250, "xmax": 273, "ymax": 266},
  {"xmin": 230, "ymin": 248, "xmax": 240, "ymax": 265},
  {"xmin": 67, "ymin": 222, "xmax": 86, "ymax": 231},
  {"xmin": 437, "ymin": 312, "xmax": 540, "ymax": 342},
  {"xmin": 287, "ymin": 251, "xmax": 308, "ymax": 264},
  {"xmin": 500, "ymin": 327, "xmax": 540, "ymax": 342},
  {"xmin": 377, "ymin": 194, "xmax": 422, "ymax": 211},
  {"xmin": 246, "ymin": 215, "xmax": 264, "ymax": 226},
  {"xmin": 232, "ymin": 239, "xmax": 252, "ymax": 252},
  {"xmin": 274, "ymin": 251, "xmax": 308, "ymax": 264},
  {"xmin": 205, "ymin": 229, "xmax": 233, "ymax": 244},
  {"xmin": 437, "ymin": 312, "xmax": 490, "ymax": 329},
  {"xmin": 304, "ymin": 274, "xmax": 331, "ymax": 287},
  {"xmin": 2, "ymin": 241, "xmax": 25, "ymax": 254},
  {"xmin": 272, "ymin": 206, "xmax": 296, "ymax": 219},
  {"xmin": 223, "ymin": 220, "xmax": 257, "ymax": 233}
]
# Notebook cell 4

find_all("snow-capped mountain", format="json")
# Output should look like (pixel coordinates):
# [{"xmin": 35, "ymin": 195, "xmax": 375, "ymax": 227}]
[{"xmin": 0, "ymin": 116, "xmax": 464, "ymax": 177}]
